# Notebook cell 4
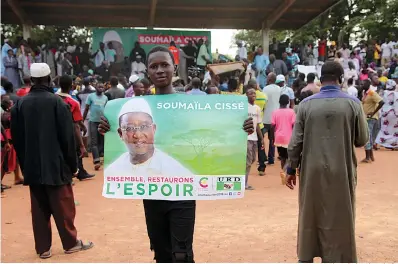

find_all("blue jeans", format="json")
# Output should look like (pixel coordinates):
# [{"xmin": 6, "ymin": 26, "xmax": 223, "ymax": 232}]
[
  {"xmin": 263, "ymin": 124, "xmax": 275, "ymax": 164},
  {"xmin": 365, "ymin": 119, "xmax": 377, "ymax": 150}
]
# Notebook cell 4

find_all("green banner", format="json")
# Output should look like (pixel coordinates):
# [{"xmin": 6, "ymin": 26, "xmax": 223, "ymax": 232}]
[
  {"xmin": 102, "ymin": 94, "xmax": 247, "ymax": 200},
  {"xmin": 92, "ymin": 28, "xmax": 211, "ymax": 63}
]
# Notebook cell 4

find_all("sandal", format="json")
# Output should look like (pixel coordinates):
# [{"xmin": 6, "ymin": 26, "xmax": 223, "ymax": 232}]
[
  {"xmin": 14, "ymin": 180, "xmax": 24, "ymax": 185},
  {"xmin": 361, "ymin": 158, "xmax": 372, "ymax": 163},
  {"xmin": 65, "ymin": 239, "xmax": 94, "ymax": 254},
  {"xmin": 1, "ymin": 184, "xmax": 11, "ymax": 190},
  {"xmin": 39, "ymin": 249, "xmax": 52, "ymax": 259}
]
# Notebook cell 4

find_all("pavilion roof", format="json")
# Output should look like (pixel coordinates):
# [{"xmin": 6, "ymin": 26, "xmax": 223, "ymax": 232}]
[{"xmin": 2, "ymin": 0, "xmax": 339, "ymax": 30}]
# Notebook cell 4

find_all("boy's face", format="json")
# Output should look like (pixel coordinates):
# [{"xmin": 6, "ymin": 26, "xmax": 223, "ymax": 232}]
[
  {"xmin": 96, "ymin": 83, "xmax": 105, "ymax": 93},
  {"xmin": 246, "ymin": 89, "xmax": 256, "ymax": 103}
]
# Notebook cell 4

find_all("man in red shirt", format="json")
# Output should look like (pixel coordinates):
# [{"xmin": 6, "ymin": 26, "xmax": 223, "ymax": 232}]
[
  {"xmin": 318, "ymin": 38, "xmax": 327, "ymax": 62},
  {"xmin": 58, "ymin": 75, "xmax": 94, "ymax": 181},
  {"xmin": 16, "ymin": 76, "xmax": 32, "ymax": 97}
]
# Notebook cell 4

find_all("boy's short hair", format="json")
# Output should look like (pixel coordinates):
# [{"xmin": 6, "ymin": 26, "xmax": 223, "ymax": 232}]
[{"xmin": 279, "ymin": 94, "xmax": 290, "ymax": 106}]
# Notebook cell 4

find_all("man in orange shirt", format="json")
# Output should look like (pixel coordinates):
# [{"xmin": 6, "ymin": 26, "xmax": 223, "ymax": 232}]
[{"xmin": 168, "ymin": 41, "xmax": 179, "ymax": 71}]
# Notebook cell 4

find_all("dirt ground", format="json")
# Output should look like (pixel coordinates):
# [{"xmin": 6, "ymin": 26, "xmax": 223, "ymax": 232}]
[{"xmin": 1, "ymin": 148, "xmax": 397, "ymax": 263}]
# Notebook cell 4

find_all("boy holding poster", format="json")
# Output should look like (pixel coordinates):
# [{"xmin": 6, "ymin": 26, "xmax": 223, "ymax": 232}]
[
  {"xmin": 245, "ymin": 88, "xmax": 264, "ymax": 190},
  {"xmin": 99, "ymin": 46, "xmax": 254, "ymax": 263}
]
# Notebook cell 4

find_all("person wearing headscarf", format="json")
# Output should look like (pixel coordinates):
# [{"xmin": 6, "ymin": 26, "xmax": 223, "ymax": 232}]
[{"xmin": 375, "ymin": 79, "xmax": 398, "ymax": 150}]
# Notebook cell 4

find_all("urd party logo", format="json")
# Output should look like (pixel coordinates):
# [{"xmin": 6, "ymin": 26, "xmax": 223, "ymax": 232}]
[{"xmin": 216, "ymin": 177, "xmax": 242, "ymax": 191}]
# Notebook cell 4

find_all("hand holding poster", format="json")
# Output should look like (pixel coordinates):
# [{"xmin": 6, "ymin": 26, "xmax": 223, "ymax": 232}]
[{"xmin": 103, "ymin": 94, "xmax": 248, "ymax": 200}]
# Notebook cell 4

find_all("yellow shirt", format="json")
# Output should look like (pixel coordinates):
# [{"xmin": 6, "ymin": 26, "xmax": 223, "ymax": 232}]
[
  {"xmin": 239, "ymin": 84, "xmax": 244, "ymax": 94},
  {"xmin": 374, "ymin": 44, "xmax": 381, "ymax": 60},
  {"xmin": 255, "ymin": 90, "xmax": 267, "ymax": 129},
  {"xmin": 221, "ymin": 91, "xmax": 241, "ymax": 95},
  {"xmin": 362, "ymin": 90, "xmax": 382, "ymax": 120},
  {"xmin": 379, "ymin": 76, "xmax": 388, "ymax": 83}
]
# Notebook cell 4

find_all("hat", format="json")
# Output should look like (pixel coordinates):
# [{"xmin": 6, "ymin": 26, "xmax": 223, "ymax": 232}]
[
  {"xmin": 129, "ymin": 74, "xmax": 140, "ymax": 84},
  {"xmin": 118, "ymin": 98, "xmax": 153, "ymax": 120},
  {"xmin": 275, "ymin": 74, "xmax": 286, "ymax": 84},
  {"xmin": 386, "ymin": 79, "xmax": 397, "ymax": 90},
  {"xmin": 41, "ymin": 44, "xmax": 46, "ymax": 49},
  {"xmin": 30, "ymin": 63, "xmax": 51, "ymax": 78},
  {"xmin": 88, "ymin": 69, "xmax": 94, "ymax": 75}
]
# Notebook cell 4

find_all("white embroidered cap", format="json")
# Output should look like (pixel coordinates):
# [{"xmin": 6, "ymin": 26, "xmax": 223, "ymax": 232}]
[{"xmin": 30, "ymin": 63, "xmax": 51, "ymax": 78}]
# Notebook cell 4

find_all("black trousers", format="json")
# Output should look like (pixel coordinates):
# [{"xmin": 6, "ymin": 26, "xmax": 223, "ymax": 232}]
[
  {"xmin": 257, "ymin": 127, "xmax": 267, "ymax": 172},
  {"xmin": 30, "ymin": 184, "xmax": 77, "ymax": 254},
  {"xmin": 143, "ymin": 200, "xmax": 196, "ymax": 263}
]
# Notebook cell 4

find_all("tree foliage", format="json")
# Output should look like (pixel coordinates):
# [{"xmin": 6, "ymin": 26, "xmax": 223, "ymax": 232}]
[
  {"xmin": 233, "ymin": 0, "xmax": 398, "ymax": 47},
  {"xmin": 0, "ymin": 24, "xmax": 92, "ymax": 46},
  {"xmin": 233, "ymin": 29, "xmax": 291, "ymax": 48}
]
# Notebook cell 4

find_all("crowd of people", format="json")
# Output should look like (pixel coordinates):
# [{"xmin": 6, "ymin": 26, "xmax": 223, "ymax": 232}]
[{"xmin": 1, "ymin": 32, "xmax": 398, "ymax": 263}]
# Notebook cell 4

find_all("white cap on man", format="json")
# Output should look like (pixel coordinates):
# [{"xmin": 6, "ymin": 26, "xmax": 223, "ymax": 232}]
[
  {"xmin": 129, "ymin": 74, "xmax": 140, "ymax": 84},
  {"xmin": 30, "ymin": 63, "xmax": 51, "ymax": 78},
  {"xmin": 118, "ymin": 98, "xmax": 153, "ymax": 120},
  {"xmin": 275, "ymin": 74, "xmax": 286, "ymax": 84}
]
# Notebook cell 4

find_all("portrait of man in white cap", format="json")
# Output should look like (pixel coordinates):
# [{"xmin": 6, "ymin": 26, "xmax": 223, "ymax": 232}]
[{"xmin": 105, "ymin": 98, "xmax": 193, "ymax": 177}]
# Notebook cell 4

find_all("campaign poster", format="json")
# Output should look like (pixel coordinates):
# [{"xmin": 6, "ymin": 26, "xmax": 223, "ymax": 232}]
[
  {"xmin": 103, "ymin": 94, "xmax": 247, "ymax": 200},
  {"xmin": 92, "ymin": 28, "xmax": 211, "ymax": 62}
]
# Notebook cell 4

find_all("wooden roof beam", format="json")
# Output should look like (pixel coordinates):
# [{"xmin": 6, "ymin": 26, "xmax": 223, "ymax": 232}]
[
  {"xmin": 19, "ymin": 2, "xmax": 148, "ymax": 10},
  {"xmin": 264, "ymin": 0, "xmax": 296, "ymax": 28},
  {"xmin": 148, "ymin": 0, "xmax": 158, "ymax": 28},
  {"xmin": 19, "ymin": 1, "xmax": 321, "ymax": 13},
  {"xmin": 6, "ymin": 0, "xmax": 30, "ymax": 24}
]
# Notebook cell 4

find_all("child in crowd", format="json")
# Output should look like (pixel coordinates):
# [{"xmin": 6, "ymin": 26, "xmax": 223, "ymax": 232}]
[
  {"xmin": 271, "ymin": 94, "xmax": 296, "ymax": 184},
  {"xmin": 83, "ymin": 82, "xmax": 108, "ymax": 170},
  {"xmin": 141, "ymin": 78, "xmax": 152, "ymax": 95},
  {"xmin": 219, "ymin": 76, "xmax": 229, "ymax": 91},
  {"xmin": 245, "ymin": 88, "xmax": 264, "ymax": 190}
]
